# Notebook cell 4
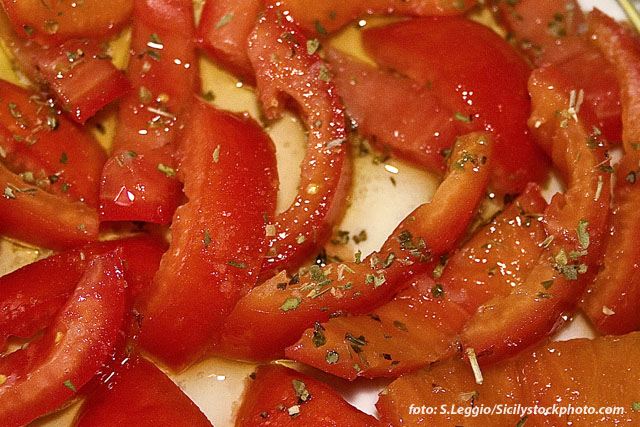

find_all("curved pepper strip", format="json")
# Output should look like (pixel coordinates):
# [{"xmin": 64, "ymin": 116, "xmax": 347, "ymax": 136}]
[
  {"xmin": 377, "ymin": 333, "xmax": 640, "ymax": 426},
  {"xmin": 458, "ymin": 66, "xmax": 611, "ymax": 364},
  {"xmin": 214, "ymin": 132, "xmax": 492, "ymax": 362},
  {"xmin": 75, "ymin": 356, "xmax": 213, "ymax": 427},
  {"xmin": 0, "ymin": 236, "xmax": 166, "ymax": 352},
  {"xmin": 286, "ymin": 185, "xmax": 547, "ymax": 380},
  {"xmin": 248, "ymin": 8, "xmax": 351, "ymax": 275},
  {"xmin": 236, "ymin": 364, "xmax": 381, "ymax": 426},
  {"xmin": 99, "ymin": 0, "xmax": 198, "ymax": 224},
  {"xmin": 0, "ymin": 79, "xmax": 107, "ymax": 206},
  {"xmin": 0, "ymin": 161, "xmax": 98, "ymax": 250},
  {"xmin": 581, "ymin": 10, "xmax": 640, "ymax": 334},
  {"xmin": 0, "ymin": 252, "xmax": 127, "ymax": 427},
  {"xmin": 136, "ymin": 99, "xmax": 278, "ymax": 371}
]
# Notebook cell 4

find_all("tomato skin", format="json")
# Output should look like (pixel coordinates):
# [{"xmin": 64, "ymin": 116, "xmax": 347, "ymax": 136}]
[
  {"xmin": 362, "ymin": 17, "xmax": 549, "ymax": 195},
  {"xmin": 0, "ymin": 252, "xmax": 127, "ymax": 427},
  {"xmin": 9, "ymin": 38, "xmax": 131, "ymax": 124},
  {"xmin": 196, "ymin": 0, "xmax": 260, "ymax": 83},
  {"xmin": 75, "ymin": 356, "xmax": 212, "ymax": 427},
  {"xmin": 377, "ymin": 333, "xmax": 640, "ymax": 426},
  {"xmin": 0, "ymin": 236, "xmax": 166, "ymax": 352},
  {"xmin": 287, "ymin": 185, "xmax": 547, "ymax": 380},
  {"xmin": 248, "ymin": 8, "xmax": 351, "ymax": 276},
  {"xmin": 268, "ymin": 0, "xmax": 476, "ymax": 36},
  {"xmin": 236, "ymin": 364, "xmax": 381, "ymax": 426},
  {"xmin": 326, "ymin": 48, "xmax": 459, "ymax": 173},
  {"xmin": 0, "ymin": 0, "xmax": 133, "ymax": 44},
  {"xmin": 580, "ymin": 10, "xmax": 640, "ymax": 334},
  {"xmin": 136, "ymin": 99, "xmax": 278, "ymax": 371},
  {"xmin": 214, "ymin": 132, "xmax": 492, "ymax": 362},
  {"xmin": 0, "ymin": 80, "xmax": 106, "ymax": 206},
  {"xmin": 0, "ymin": 161, "xmax": 99, "ymax": 250},
  {"xmin": 458, "ymin": 66, "xmax": 611, "ymax": 364},
  {"xmin": 99, "ymin": 0, "xmax": 198, "ymax": 224}
]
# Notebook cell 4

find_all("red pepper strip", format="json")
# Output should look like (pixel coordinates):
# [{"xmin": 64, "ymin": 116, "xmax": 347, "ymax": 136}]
[
  {"xmin": 196, "ymin": 0, "xmax": 260, "ymax": 83},
  {"xmin": 326, "ymin": 47, "xmax": 459, "ymax": 173},
  {"xmin": 236, "ymin": 364, "xmax": 381, "ymax": 426},
  {"xmin": 0, "ymin": 161, "xmax": 98, "ymax": 250},
  {"xmin": 8, "ymin": 37, "xmax": 131, "ymax": 124},
  {"xmin": 362, "ymin": 17, "xmax": 550, "ymax": 195},
  {"xmin": 136, "ymin": 99, "xmax": 278, "ymax": 371},
  {"xmin": 267, "ymin": 0, "xmax": 477, "ymax": 37},
  {"xmin": 0, "ymin": 79, "xmax": 106, "ymax": 207},
  {"xmin": 581, "ymin": 10, "xmax": 640, "ymax": 334},
  {"xmin": 75, "ymin": 356, "xmax": 213, "ymax": 427},
  {"xmin": 377, "ymin": 333, "xmax": 640, "ymax": 426},
  {"xmin": 493, "ymin": 0, "xmax": 622, "ymax": 142},
  {"xmin": 287, "ymin": 185, "xmax": 547, "ymax": 380},
  {"xmin": 248, "ymin": 8, "xmax": 351, "ymax": 275},
  {"xmin": 0, "ymin": 236, "xmax": 166, "ymax": 352},
  {"xmin": 0, "ymin": 0, "xmax": 132, "ymax": 45},
  {"xmin": 458, "ymin": 66, "xmax": 611, "ymax": 364},
  {"xmin": 99, "ymin": 0, "xmax": 198, "ymax": 224},
  {"xmin": 0, "ymin": 252, "xmax": 127, "ymax": 427},
  {"xmin": 214, "ymin": 132, "xmax": 492, "ymax": 362}
]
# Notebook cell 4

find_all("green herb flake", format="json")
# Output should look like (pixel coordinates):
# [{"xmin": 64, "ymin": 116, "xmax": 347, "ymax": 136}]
[
  {"xmin": 228, "ymin": 260, "xmax": 247, "ymax": 269},
  {"xmin": 203, "ymin": 229, "xmax": 211, "ymax": 248},
  {"xmin": 280, "ymin": 297, "xmax": 302, "ymax": 312},
  {"xmin": 353, "ymin": 229, "xmax": 367, "ymax": 244},
  {"xmin": 312, "ymin": 322, "xmax": 326, "ymax": 347},
  {"xmin": 540, "ymin": 235, "xmax": 554, "ymax": 248},
  {"xmin": 516, "ymin": 416, "xmax": 528, "ymax": 427},
  {"xmin": 577, "ymin": 219, "xmax": 589, "ymax": 250},
  {"xmin": 292, "ymin": 379, "xmax": 311, "ymax": 402},
  {"xmin": 13, "ymin": 134, "xmax": 23, "ymax": 142},
  {"xmin": 382, "ymin": 252, "xmax": 396, "ymax": 268},
  {"xmin": 536, "ymin": 292, "xmax": 553, "ymax": 299},
  {"xmin": 627, "ymin": 171, "xmax": 637, "ymax": 184},
  {"xmin": 23, "ymin": 25, "xmax": 35, "ymax": 36},
  {"xmin": 393, "ymin": 320, "xmax": 408, "ymax": 332},
  {"xmin": 215, "ymin": 13, "xmax": 234, "ymax": 30},
  {"xmin": 202, "ymin": 91, "xmax": 215, "ymax": 102},
  {"xmin": 296, "ymin": 234, "xmax": 306, "ymax": 244},
  {"xmin": 157, "ymin": 163, "xmax": 175, "ymax": 178},
  {"xmin": 318, "ymin": 65, "xmax": 331, "ymax": 82},
  {"xmin": 454, "ymin": 112, "xmax": 473, "ymax": 123},
  {"xmin": 354, "ymin": 250, "xmax": 362, "ymax": 264},
  {"xmin": 315, "ymin": 20, "xmax": 328, "ymax": 35},
  {"xmin": 77, "ymin": 224, "xmax": 86, "ymax": 231},
  {"xmin": 61, "ymin": 182, "xmax": 69, "ymax": 193},
  {"xmin": 541, "ymin": 279, "xmax": 554, "ymax": 289},
  {"xmin": 633, "ymin": 402, "xmax": 640, "ymax": 411},
  {"xmin": 212, "ymin": 145, "xmax": 221, "ymax": 163},
  {"xmin": 59, "ymin": 152, "xmax": 68, "ymax": 164},
  {"xmin": 4, "ymin": 186, "xmax": 15, "ymax": 199},
  {"xmin": 138, "ymin": 86, "xmax": 153, "ymax": 104},
  {"xmin": 432, "ymin": 283, "xmax": 444, "ymax": 299},
  {"xmin": 307, "ymin": 38, "xmax": 321, "ymax": 55},
  {"xmin": 149, "ymin": 33, "xmax": 163, "ymax": 44},
  {"xmin": 62, "ymin": 380, "xmax": 76, "ymax": 393},
  {"xmin": 325, "ymin": 350, "xmax": 339, "ymax": 364}
]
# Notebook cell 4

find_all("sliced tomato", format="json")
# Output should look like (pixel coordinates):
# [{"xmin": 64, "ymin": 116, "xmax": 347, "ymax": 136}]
[
  {"xmin": 0, "ymin": 252, "xmax": 127, "ymax": 427},
  {"xmin": 362, "ymin": 17, "xmax": 549, "ymax": 195},
  {"xmin": 377, "ymin": 333, "xmax": 640, "ymax": 426},
  {"xmin": 75, "ymin": 356, "xmax": 212, "ymax": 427},
  {"xmin": 458, "ymin": 66, "xmax": 611, "ymax": 364},
  {"xmin": 326, "ymin": 48, "xmax": 459, "ymax": 173},
  {"xmin": 214, "ymin": 132, "xmax": 492, "ymax": 362},
  {"xmin": 494, "ymin": 0, "xmax": 622, "ymax": 142},
  {"xmin": 236, "ymin": 364, "xmax": 381, "ymax": 426},
  {"xmin": 136, "ymin": 99, "xmax": 278, "ymax": 371},
  {"xmin": 0, "ymin": 161, "xmax": 98, "ymax": 250},
  {"xmin": 0, "ymin": 236, "xmax": 166, "ymax": 352},
  {"xmin": 0, "ymin": 0, "xmax": 133, "ymax": 44},
  {"xmin": 196, "ymin": 0, "xmax": 260, "ymax": 83},
  {"xmin": 581, "ymin": 9, "xmax": 640, "ymax": 334},
  {"xmin": 248, "ymin": 8, "xmax": 351, "ymax": 275},
  {"xmin": 99, "ymin": 0, "xmax": 197, "ymax": 224},
  {"xmin": 8, "ymin": 38, "xmax": 131, "ymax": 124},
  {"xmin": 286, "ymin": 185, "xmax": 547, "ymax": 380},
  {"xmin": 0, "ymin": 79, "xmax": 106, "ymax": 206},
  {"xmin": 268, "ymin": 0, "xmax": 476, "ymax": 36}
]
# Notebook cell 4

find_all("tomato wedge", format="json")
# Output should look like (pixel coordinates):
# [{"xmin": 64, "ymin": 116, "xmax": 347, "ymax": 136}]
[
  {"xmin": 75, "ymin": 356, "xmax": 212, "ymax": 427},
  {"xmin": 8, "ymin": 37, "xmax": 131, "ymax": 124},
  {"xmin": 0, "ymin": 79, "xmax": 106, "ymax": 206},
  {"xmin": 248, "ymin": 8, "xmax": 351, "ymax": 275},
  {"xmin": 458, "ymin": 66, "xmax": 611, "ymax": 364},
  {"xmin": 287, "ymin": 185, "xmax": 547, "ymax": 380},
  {"xmin": 494, "ymin": 0, "xmax": 622, "ymax": 143},
  {"xmin": 0, "ymin": 251, "xmax": 127, "ymax": 427},
  {"xmin": 581, "ymin": 9, "xmax": 640, "ymax": 334},
  {"xmin": 236, "ymin": 364, "xmax": 381, "ymax": 426},
  {"xmin": 362, "ymin": 17, "xmax": 549, "ymax": 195},
  {"xmin": 214, "ymin": 132, "xmax": 492, "ymax": 362},
  {"xmin": 326, "ymin": 48, "xmax": 459, "ymax": 173},
  {"xmin": 196, "ymin": 0, "xmax": 260, "ymax": 83},
  {"xmin": 267, "ymin": 0, "xmax": 476, "ymax": 36},
  {"xmin": 0, "ymin": 236, "xmax": 165, "ymax": 352},
  {"xmin": 99, "ymin": 0, "xmax": 198, "ymax": 224},
  {"xmin": 377, "ymin": 333, "xmax": 640, "ymax": 426},
  {"xmin": 137, "ymin": 99, "xmax": 278, "ymax": 371},
  {"xmin": 0, "ymin": 161, "xmax": 98, "ymax": 250},
  {"xmin": 0, "ymin": 0, "xmax": 133, "ymax": 44}
]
